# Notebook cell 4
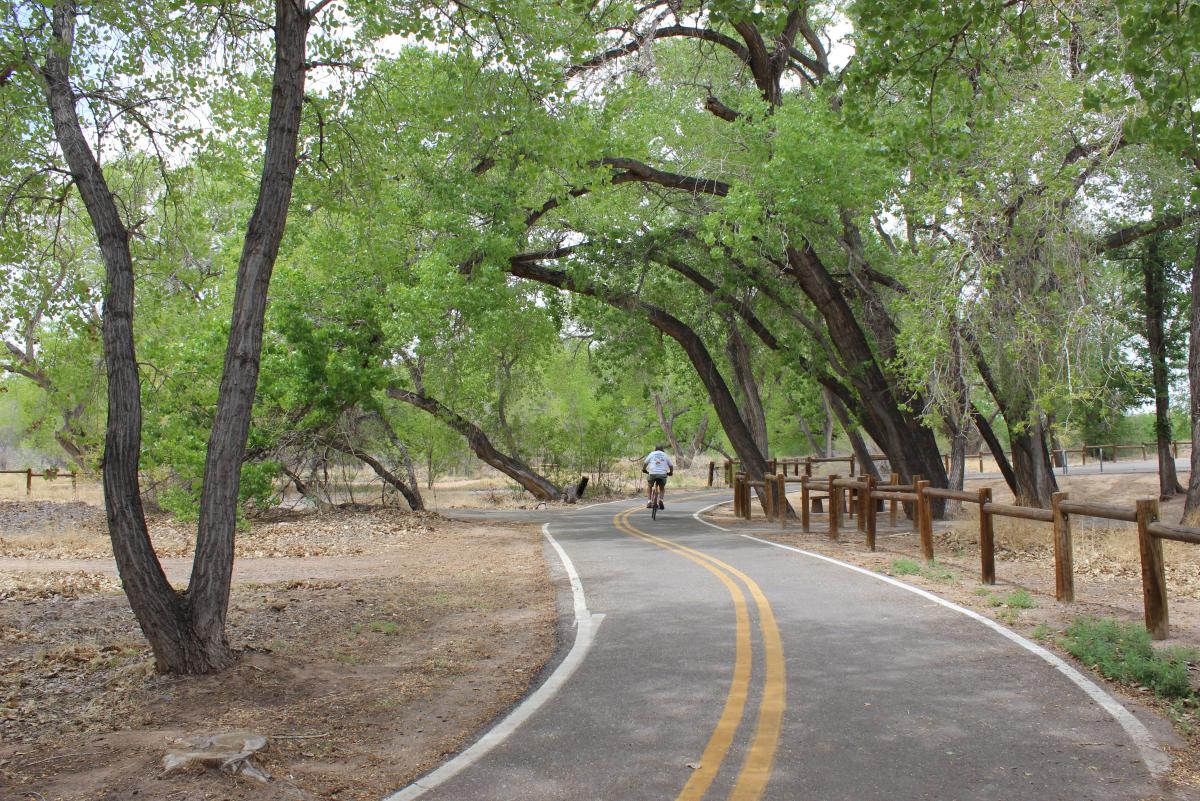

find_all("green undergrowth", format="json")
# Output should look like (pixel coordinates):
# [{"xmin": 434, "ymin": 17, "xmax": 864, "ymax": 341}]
[
  {"xmin": 889, "ymin": 558, "xmax": 954, "ymax": 582},
  {"xmin": 1060, "ymin": 618, "xmax": 1198, "ymax": 704},
  {"xmin": 976, "ymin": 588, "xmax": 1037, "ymax": 610}
]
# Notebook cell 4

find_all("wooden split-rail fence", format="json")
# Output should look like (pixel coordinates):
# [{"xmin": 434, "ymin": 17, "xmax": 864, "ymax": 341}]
[
  {"xmin": 724, "ymin": 468, "xmax": 1198, "ymax": 641},
  {"xmin": 0, "ymin": 468, "xmax": 78, "ymax": 495},
  {"xmin": 707, "ymin": 442, "xmax": 1195, "ymax": 488}
]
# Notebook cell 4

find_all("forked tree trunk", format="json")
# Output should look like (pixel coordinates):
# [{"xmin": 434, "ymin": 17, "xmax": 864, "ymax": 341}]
[
  {"xmin": 386, "ymin": 387, "xmax": 562, "ymax": 501},
  {"xmin": 43, "ymin": 0, "xmax": 313, "ymax": 673}
]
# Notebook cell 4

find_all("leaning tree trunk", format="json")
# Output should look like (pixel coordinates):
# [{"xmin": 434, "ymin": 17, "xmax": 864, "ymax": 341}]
[
  {"xmin": 1183, "ymin": 236, "xmax": 1200, "ymax": 523},
  {"xmin": 506, "ymin": 260, "xmax": 773, "ymax": 499},
  {"xmin": 725, "ymin": 320, "xmax": 770, "ymax": 455},
  {"xmin": 333, "ymin": 441, "xmax": 424, "ymax": 511},
  {"xmin": 1144, "ymin": 237, "xmax": 1185, "ymax": 499},
  {"xmin": 386, "ymin": 387, "xmax": 562, "ymax": 501},
  {"xmin": 827, "ymin": 393, "xmax": 881, "ymax": 482},
  {"xmin": 44, "ymin": 0, "xmax": 313, "ymax": 673},
  {"xmin": 783, "ymin": 243, "xmax": 948, "ymax": 508}
]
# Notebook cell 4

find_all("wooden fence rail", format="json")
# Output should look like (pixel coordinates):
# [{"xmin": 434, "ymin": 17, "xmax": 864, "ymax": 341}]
[
  {"xmin": 0, "ymin": 468, "xmax": 78, "ymax": 495},
  {"xmin": 727, "ymin": 470, "xmax": 1200, "ymax": 640},
  {"xmin": 710, "ymin": 441, "xmax": 1195, "ymax": 488}
]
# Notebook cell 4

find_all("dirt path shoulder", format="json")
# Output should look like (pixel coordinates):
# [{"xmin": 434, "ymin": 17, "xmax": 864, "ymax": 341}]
[{"xmin": 0, "ymin": 506, "xmax": 559, "ymax": 801}]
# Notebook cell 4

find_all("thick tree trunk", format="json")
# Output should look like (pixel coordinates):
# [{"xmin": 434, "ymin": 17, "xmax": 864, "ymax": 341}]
[
  {"xmin": 1008, "ymin": 415, "xmax": 1059, "ymax": 507},
  {"xmin": 386, "ymin": 387, "xmax": 562, "ymax": 501},
  {"xmin": 189, "ymin": 0, "xmax": 311, "ymax": 667},
  {"xmin": 43, "ymin": 1, "xmax": 215, "ymax": 673},
  {"xmin": 1144, "ymin": 238, "xmax": 1185, "ymax": 499},
  {"xmin": 966, "ymin": 330, "xmax": 1057, "ymax": 507},
  {"xmin": 971, "ymin": 404, "xmax": 1019, "ymax": 495},
  {"xmin": 822, "ymin": 392, "xmax": 836, "ymax": 457},
  {"xmin": 1183, "ymin": 236, "xmax": 1200, "ymax": 523}
]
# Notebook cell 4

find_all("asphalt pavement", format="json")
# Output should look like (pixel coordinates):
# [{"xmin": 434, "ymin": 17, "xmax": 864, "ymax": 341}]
[{"xmin": 386, "ymin": 490, "xmax": 1179, "ymax": 801}]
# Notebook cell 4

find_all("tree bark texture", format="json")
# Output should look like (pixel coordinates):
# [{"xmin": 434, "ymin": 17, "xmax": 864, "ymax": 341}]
[
  {"xmin": 1143, "ymin": 238, "xmax": 1184, "ymax": 499},
  {"xmin": 386, "ymin": 387, "xmax": 562, "ymax": 500},
  {"xmin": 1184, "ymin": 235, "xmax": 1200, "ymax": 522},
  {"xmin": 189, "ymin": 0, "xmax": 311, "ymax": 663},
  {"xmin": 725, "ymin": 320, "xmax": 770, "ymax": 455}
]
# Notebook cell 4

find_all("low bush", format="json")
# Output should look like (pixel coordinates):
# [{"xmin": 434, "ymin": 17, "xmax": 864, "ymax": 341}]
[{"xmin": 1060, "ymin": 618, "xmax": 1196, "ymax": 699}]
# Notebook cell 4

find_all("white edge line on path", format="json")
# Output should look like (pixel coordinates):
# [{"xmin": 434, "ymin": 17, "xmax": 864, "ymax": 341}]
[
  {"xmin": 383, "ymin": 524, "xmax": 604, "ymax": 801},
  {"xmin": 690, "ymin": 502, "xmax": 1170, "ymax": 778}
]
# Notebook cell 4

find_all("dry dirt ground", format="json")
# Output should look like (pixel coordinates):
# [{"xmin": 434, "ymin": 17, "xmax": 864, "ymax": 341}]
[
  {"xmin": 0, "ymin": 501, "xmax": 557, "ymax": 801},
  {"xmin": 709, "ymin": 469, "xmax": 1200, "ymax": 793}
]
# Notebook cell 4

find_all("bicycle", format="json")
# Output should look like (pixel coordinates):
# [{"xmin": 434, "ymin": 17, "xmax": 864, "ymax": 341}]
[{"xmin": 648, "ymin": 479, "xmax": 664, "ymax": 520}]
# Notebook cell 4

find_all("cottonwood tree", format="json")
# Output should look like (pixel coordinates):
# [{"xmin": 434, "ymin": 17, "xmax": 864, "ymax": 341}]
[{"xmin": 0, "ymin": 0, "xmax": 366, "ymax": 673}]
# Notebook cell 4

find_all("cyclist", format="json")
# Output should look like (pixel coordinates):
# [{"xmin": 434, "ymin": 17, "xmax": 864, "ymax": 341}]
[{"xmin": 642, "ymin": 445, "xmax": 674, "ymax": 509}]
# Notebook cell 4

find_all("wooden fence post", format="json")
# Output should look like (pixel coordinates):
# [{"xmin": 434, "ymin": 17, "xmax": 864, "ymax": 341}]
[
  {"xmin": 978, "ymin": 454, "xmax": 984, "ymax": 473},
  {"xmin": 801, "ymin": 475, "xmax": 811, "ymax": 531},
  {"xmin": 856, "ymin": 479, "xmax": 867, "ymax": 531},
  {"xmin": 1081, "ymin": 448, "xmax": 1087, "ymax": 466},
  {"xmin": 978, "ymin": 487, "xmax": 995, "ymax": 585},
  {"xmin": 865, "ymin": 476, "xmax": 876, "ymax": 551},
  {"xmin": 830, "ymin": 484, "xmax": 841, "ymax": 541},
  {"xmin": 734, "ymin": 473, "xmax": 745, "ymax": 519},
  {"xmin": 765, "ymin": 477, "xmax": 776, "ymax": 521},
  {"xmin": 849, "ymin": 454, "xmax": 856, "ymax": 477},
  {"xmin": 889, "ymin": 472, "xmax": 899, "ymax": 526},
  {"xmin": 1052, "ymin": 492, "xmax": 1074, "ymax": 602},
  {"xmin": 805, "ymin": 457, "xmax": 813, "ymax": 477},
  {"xmin": 26, "ymin": 468, "xmax": 33, "ymax": 496},
  {"xmin": 1136, "ymin": 499, "xmax": 1168, "ymax": 640},
  {"xmin": 777, "ymin": 474, "xmax": 787, "ymax": 530},
  {"xmin": 916, "ymin": 480, "xmax": 933, "ymax": 561},
  {"xmin": 708, "ymin": 461, "xmax": 716, "ymax": 487}
]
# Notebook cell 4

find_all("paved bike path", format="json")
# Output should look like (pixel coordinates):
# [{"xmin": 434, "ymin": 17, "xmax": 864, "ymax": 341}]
[{"xmin": 389, "ymin": 491, "xmax": 1172, "ymax": 801}]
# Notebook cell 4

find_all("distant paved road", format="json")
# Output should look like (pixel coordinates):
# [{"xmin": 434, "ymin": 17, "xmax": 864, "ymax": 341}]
[{"xmin": 391, "ymin": 491, "xmax": 1177, "ymax": 801}]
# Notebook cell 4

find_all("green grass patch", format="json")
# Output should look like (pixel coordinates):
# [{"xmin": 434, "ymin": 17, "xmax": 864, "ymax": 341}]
[
  {"xmin": 979, "ymin": 588, "xmax": 1037, "ymax": 610},
  {"xmin": 1004, "ymin": 589, "xmax": 1036, "ymax": 609},
  {"xmin": 890, "ymin": 558, "xmax": 954, "ymax": 582},
  {"xmin": 1031, "ymin": 624, "xmax": 1054, "ymax": 641},
  {"xmin": 1060, "ymin": 618, "xmax": 1197, "ymax": 700}
]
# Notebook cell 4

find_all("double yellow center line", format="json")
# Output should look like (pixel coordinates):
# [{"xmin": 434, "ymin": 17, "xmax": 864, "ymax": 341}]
[{"xmin": 612, "ymin": 505, "xmax": 786, "ymax": 801}]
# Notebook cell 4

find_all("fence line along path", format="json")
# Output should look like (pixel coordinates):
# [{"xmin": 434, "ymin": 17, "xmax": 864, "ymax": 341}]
[{"xmin": 723, "ymin": 468, "xmax": 1199, "ymax": 642}]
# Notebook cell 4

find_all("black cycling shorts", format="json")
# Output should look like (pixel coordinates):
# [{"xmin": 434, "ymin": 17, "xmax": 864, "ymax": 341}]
[{"xmin": 647, "ymin": 474, "xmax": 667, "ymax": 489}]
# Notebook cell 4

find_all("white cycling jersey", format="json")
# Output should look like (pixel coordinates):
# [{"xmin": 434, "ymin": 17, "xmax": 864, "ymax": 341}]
[{"xmin": 644, "ymin": 450, "xmax": 673, "ymax": 476}]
